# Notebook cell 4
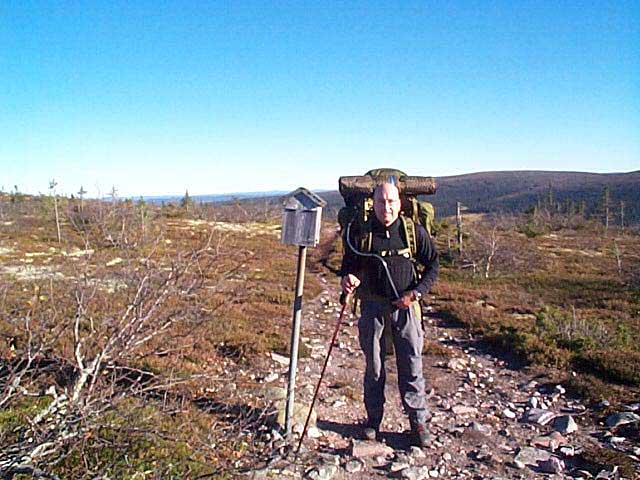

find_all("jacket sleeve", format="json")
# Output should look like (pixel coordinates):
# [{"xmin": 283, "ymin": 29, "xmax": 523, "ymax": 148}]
[
  {"xmin": 339, "ymin": 227, "xmax": 361, "ymax": 277},
  {"xmin": 413, "ymin": 225, "xmax": 439, "ymax": 295}
]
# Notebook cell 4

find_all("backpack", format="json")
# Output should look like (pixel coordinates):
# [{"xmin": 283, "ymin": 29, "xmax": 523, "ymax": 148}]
[{"xmin": 338, "ymin": 168, "xmax": 437, "ymax": 259}]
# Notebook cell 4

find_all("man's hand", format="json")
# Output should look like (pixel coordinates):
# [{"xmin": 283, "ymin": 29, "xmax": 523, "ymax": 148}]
[
  {"xmin": 392, "ymin": 291, "xmax": 416, "ymax": 310},
  {"xmin": 341, "ymin": 274, "xmax": 361, "ymax": 294}
]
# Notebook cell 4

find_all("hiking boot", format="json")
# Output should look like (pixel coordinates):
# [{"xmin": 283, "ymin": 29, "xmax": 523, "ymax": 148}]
[
  {"xmin": 362, "ymin": 418, "xmax": 381, "ymax": 441},
  {"xmin": 411, "ymin": 421, "xmax": 432, "ymax": 447}
]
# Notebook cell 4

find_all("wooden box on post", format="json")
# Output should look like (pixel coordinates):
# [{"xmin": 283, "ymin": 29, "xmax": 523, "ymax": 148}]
[{"xmin": 281, "ymin": 187, "xmax": 327, "ymax": 247}]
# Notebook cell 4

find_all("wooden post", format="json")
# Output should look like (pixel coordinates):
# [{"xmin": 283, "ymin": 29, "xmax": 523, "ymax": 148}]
[
  {"xmin": 285, "ymin": 245, "xmax": 307, "ymax": 437},
  {"xmin": 456, "ymin": 201, "xmax": 463, "ymax": 255}
]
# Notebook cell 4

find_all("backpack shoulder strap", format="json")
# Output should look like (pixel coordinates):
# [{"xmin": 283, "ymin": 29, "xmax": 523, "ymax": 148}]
[{"xmin": 401, "ymin": 215, "xmax": 417, "ymax": 258}]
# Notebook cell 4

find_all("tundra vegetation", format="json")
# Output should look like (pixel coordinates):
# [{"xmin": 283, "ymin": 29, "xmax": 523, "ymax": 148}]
[{"xmin": 0, "ymin": 189, "xmax": 638, "ymax": 478}]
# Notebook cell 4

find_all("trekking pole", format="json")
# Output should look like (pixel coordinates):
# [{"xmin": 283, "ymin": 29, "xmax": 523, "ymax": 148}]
[{"xmin": 295, "ymin": 291, "xmax": 350, "ymax": 458}]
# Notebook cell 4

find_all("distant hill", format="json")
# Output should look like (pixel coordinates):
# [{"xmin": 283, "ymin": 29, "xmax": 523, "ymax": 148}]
[
  {"xmin": 141, "ymin": 190, "xmax": 290, "ymax": 204},
  {"xmin": 318, "ymin": 170, "xmax": 640, "ymax": 224}
]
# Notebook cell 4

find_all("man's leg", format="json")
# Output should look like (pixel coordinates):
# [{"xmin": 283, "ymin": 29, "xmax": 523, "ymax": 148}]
[
  {"xmin": 391, "ymin": 305, "xmax": 430, "ymax": 436},
  {"xmin": 357, "ymin": 300, "xmax": 386, "ymax": 435}
]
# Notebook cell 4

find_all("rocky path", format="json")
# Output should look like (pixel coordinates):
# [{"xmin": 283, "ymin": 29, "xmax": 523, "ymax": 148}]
[{"xmin": 248, "ymin": 272, "xmax": 640, "ymax": 479}]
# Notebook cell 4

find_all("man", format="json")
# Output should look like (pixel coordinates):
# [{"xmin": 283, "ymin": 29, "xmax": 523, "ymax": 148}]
[{"xmin": 340, "ymin": 182, "xmax": 439, "ymax": 446}]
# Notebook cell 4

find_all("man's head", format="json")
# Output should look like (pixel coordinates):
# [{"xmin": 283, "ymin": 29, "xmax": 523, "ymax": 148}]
[{"xmin": 373, "ymin": 182, "xmax": 401, "ymax": 227}]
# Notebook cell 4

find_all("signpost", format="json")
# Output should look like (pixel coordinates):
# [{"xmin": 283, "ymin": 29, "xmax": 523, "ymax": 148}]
[{"xmin": 281, "ymin": 188, "xmax": 327, "ymax": 437}]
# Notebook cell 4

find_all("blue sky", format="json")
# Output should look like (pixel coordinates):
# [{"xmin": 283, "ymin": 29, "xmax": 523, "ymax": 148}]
[{"xmin": 2, "ymin": 1, "xmax": 638, "ymax": 197}]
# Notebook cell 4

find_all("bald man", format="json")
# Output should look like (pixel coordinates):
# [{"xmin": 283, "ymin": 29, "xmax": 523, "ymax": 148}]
[{"xmin": 340, "ymin": 182, "xmax": 439, "ymax": 446}]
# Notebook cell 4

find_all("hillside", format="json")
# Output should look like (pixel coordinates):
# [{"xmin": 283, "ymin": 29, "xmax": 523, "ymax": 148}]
[
  {"xmin": 1, "ymin": 192, "xmax": 639, "ymax": 478},
  {"xmin": 318, "ymin": 170, "xmax": 639, "ymax": 224}
]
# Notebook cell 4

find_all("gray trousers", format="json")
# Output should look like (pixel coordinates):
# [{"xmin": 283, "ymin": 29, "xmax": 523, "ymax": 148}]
[{"xmin": 358, "ymin": 299, "xmax": 429, "ymax": 425}]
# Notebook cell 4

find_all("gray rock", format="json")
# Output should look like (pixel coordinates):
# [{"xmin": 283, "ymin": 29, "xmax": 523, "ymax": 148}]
[
  {"xmin": 469, "ymin": 421, "xmax": 492, "ymax": 435},
  {"xmin": 389, "ymin": 461, "xmax": 411, "ymax": 473},
  {"xmin": 306, "ymin": 465, "xmax": 337, "ymax": 480},
  {"xmin": 451, "ymin": 405, "xmax": 478, "ymax": 415},
  {"xmin": 607, "ymin": 436, "xmax": 626, "ymax": 445},
  {"xmin": 350, "ymin": 439, "xmax": 394, "ymax": 458},
  {"xmin": 398, "ymin": 466, "xmax": 428, "ymax": 480},
  {"xmin": 595, "ymin": 466, "xmax": 619, "ymax": 479},
  {"xmin": 410, "ymin": 446, "xmax": 426, "ymax": 458},
  {"xmin": 530, "ymin": 431, "xmax": 566, "ymax": 450},
  {"xmin": 553, "ymin": 415, "xmax": 578, "ymax": 434},
  {"xmin": 538, "ymin": 456, "xmax": 564, "ymax": 474},
  {"xmin": 344, "ymin": 459, "xmax": 364, "ymax": 473},
  {"xmin": 605, "ymin": 411, "xmax": 640, "ymax": 428},
  {"xmin": 514, "ymin": 446, "xmax": 551, "ymax": 466},
  {"xmin": 524, "ymin": 408, "xmax": 556, "ymax": 425},
  {"xmin": 559, "ymin": 445, "xmax": 576, "ymax": 457},
  {"xmin": 502, "ymin": 408, "xmax": 517, "ymax": 419},
  {"xmin": 447, "ymin": 357, "xmax": 467, "ymax": 370},
  {"xmin": 274, "ymin": 400, "xmax": 315, "ymax": 430},
  {"xmin": 474, "ymin": 444, "xmax": 493, "ymax": 462}
]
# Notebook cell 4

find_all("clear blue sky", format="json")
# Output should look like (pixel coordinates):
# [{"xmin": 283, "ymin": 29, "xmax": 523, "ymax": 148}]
[{"xmin": 2, "ymin": 1, "xmax": 638, "ymax": 197}]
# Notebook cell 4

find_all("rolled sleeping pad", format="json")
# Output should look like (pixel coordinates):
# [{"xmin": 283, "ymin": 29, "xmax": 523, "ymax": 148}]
[{"xmin": 339, "ymin": 175, "xmax": 437, "ymax": 197}]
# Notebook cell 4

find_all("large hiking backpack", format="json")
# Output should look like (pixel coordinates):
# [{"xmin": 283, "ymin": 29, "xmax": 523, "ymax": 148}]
[{"xmin": 338, "ymin": 168, "xmax": 437, "ymax": 258}]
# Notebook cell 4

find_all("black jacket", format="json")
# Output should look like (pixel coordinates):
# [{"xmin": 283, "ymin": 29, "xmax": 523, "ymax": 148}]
[{"xmin": 340, "ymin": 216, "xmax": 439, "ymax": 300}]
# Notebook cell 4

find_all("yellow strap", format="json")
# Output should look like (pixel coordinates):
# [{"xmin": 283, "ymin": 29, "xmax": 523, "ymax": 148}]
[
  {"xmin": 379, "ymin": 247, "xmax": 411, "ymax": 257},
  {"xmin": 401, "ymin": 216, "xmax": 417, "ymax": 258}
]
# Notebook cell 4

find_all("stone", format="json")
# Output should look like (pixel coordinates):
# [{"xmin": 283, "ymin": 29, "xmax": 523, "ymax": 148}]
[
  {"xmin": 528, "ymin": 396, "xmax": 539, "ymax": 409},
  {"xmin": 270, "ymin": 352, "xmax": 290, "ymax": 365},
  {"xmin": 555, "ymin": 384, "xmax": 566, "ymax": 395},
  {"xmin": 595, "ymin": 466, "xmax": 619, "ymax": 479},
  {"xmin": 514, "ymin": 446, "xmax": 551, "ymax": 466},
  {"xmin": 607, "ymin": 436, "xmax": 625, "ymax": 445},
  {"xmin": 274, "ymin": 400, "xmax": 316, "ymax": 431},
  {"xmin": 389, "ymin": 461, "xmax": 411, "ymax": 473},
  {"xmin": 306, "ymin": 465, "xmax": 337, "ymax": 480},
  {"xmin": 263, "ymin": 372, "xmax": 279, "ymax": 383},
  {"xmin": 474, "ymin": 445, "xmax": 493, "ymax": 462},
  {"xmin": 410, "ymin": 446, "xmax": 426, "ymax": 458},
  {"xmin": 469, "ymin": 422, "xmax": 492, "ymax": 436},
  {"xmin": 451, "ymin": 405, "xmax": 478, "ymax": 415},
  {"xmin": 559, "ymin": 445, "xmax": 575, "ymax": 457},
  {"xmin": 307, "ymin": 427, "xmax": 323, "ymax": 439},
  {"xmin": 511, "ymin": 460, "xmax": 526, "ymax": 470},
  {"xmin": 605, "ymin": 411, "xmax": 640, "ymax": 428},
  {"xmin": 344, "ymin": 459, "xmax": 364, "ymax": 473},
  {"xmin": 447, "ymin": 358, "xmax": 468, "ymax": 370},
  {"xmin": 350, "ymin": 439, "xmax": 394, "ymax": 458},
  {"xmin": 524, "ymin": 408, "xmax": 556, "ymax": 425},
  {"xmin": 442, "ymin": 452, "xmax": 452, "ymax": 461},
  {"xmin": 398, "ymin": 466, "xmax": 428, "ymax": 480},
  {"xmin": 553, "ymin": 415, "xmax": 578, "ymax": 434},
  {"xmin": 538, "ymin": 457, "xmax": 564, "ymax": 474},
  {"xmin": 502, "ymin": 408, "xmax": 516, "ymax": 419}
]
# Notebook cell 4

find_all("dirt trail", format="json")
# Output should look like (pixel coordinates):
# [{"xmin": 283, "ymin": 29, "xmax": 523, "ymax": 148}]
[{"xmin": 251, "ymin": 271, "xmax": 635, "ymax": 480}]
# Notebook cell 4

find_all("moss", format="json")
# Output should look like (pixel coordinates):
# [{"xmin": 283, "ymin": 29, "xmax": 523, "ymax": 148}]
[
  {"xmin": 579, "ymin": 446, "xmax": 639, "ymax": 479},
  {"xmin": 573, "ymin": 349, "xmax": 640, "ymax": 386}
]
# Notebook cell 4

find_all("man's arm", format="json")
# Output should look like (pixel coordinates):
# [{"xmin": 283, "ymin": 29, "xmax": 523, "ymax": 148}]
[
  {"xmin": 413, "ymin": 225, "xmax": 439, "ymax": 297},
  {"xmin": 339, "ymin": 228, "xmax": 362, "ymax": 294}
]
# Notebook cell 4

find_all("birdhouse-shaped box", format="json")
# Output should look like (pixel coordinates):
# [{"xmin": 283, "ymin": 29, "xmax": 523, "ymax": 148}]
[{"xmin": 281, "ymin": 187, "xmax": 327, "ymax": 247}]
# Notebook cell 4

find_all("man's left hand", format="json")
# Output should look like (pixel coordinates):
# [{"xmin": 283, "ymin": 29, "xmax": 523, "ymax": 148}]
[{"xmin": 392, "ymin": 291, "xmax": 415, "ymax": 310}]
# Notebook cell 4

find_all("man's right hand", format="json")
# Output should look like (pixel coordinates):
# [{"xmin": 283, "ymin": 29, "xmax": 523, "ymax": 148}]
[{"xmin": 341, "ymin": 274, "xmax": 361, "ymax": 294}]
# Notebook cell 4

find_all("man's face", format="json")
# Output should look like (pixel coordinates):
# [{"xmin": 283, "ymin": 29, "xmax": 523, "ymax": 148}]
[{"xmin": 373, "ymin": 183, "xmax": 401, "ymax": 227}]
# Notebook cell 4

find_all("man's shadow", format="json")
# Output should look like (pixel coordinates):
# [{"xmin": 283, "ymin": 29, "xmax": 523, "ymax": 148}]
[{"xmin": 317, "ymin": 419, "xmax": 412, "ymax": 450}]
